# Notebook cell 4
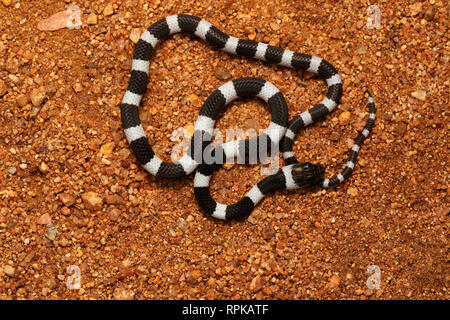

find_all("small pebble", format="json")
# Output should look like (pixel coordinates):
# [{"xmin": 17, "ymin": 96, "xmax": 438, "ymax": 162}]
[
  {"xmin": 16, "ymin": 94, "xmax": 29, "ymax": 107},
  {"xmin": 423, "ymin": 7, "xmax": 435, "ymax": 21},
  {"xmin": 61, "ymin": 207, "xmax": 71, "ymax": 216},
  {"xmin": 409, "ymin": 2, "xmax": 422, "ymax": 16},
  {"xmin": 108, "ymin": 208, "xmax": 121, "ymax": 221},
  {"xmin": 130, "ymin": 28, "xmax": 142, "ymax": 44},
  {"xmin": 356, "ymin": 43, "xmax": 367, "ymax": 55},
  {"xmin": 223, "ymin": 163, "xmax": 235, "ymax": 170},
  {"xmin": 113, "ymin": 287, "xmax": 135, "ymax": 300},
  {"xmin": 327, "ymin": 275, "xmax": 341, "ymax": 289},
  {"xmin": 330, "ymin": 28, "xmax": 343, "ymax": 39},
  {"xmin": 188, "ymin": 93, "xmax": 200, "ymax": 106},
  {"xmin": 168, "ymin": 228, "xmax": 177, "ymax": 237},
  {"xmin": 262, "ymin": 225, "xmax": 276, "ymax": 241},
  {"xmin": 216, "ymin": 67, "xmax": 231, "ymax": 81},
  {"xmin": 437, "ymin": 207, "xmax": 449, "ymax": 216},
  {"xmin": 30, "ymin": 87, "xmax": 47, "ymax": 106},
  {"xmin": 37, "ymin": 7, "xmax": 81, "ymax": 31},
  {"xmin": 118, "ymin": 148, "xmax": 131, "ymax": 160},
  {"xmin": 86, "ymin": 13, "xmax": 98, "ymax": 25},
  {"xmin": 39, "ymin": 162, "xmax": 49, "ymax": 172},
  {"xmin": 30, "ymin": 106, "xmax": 41, "ymax": 118},
  {"xmin": 103, "ymin": 4, "xmax": 114, "ymax": 16},
  {"xmin": 0, "ymin": 0, "xmax": 445, "ymax": 301},
  {"xmin": 59, "ymin": 237, "xmax": 70, "ymax": 247},
  {"xmin": 46, "ymin": 223, "xmax": 59, "ymax": 241},
  {"xmin": 101, "ymin": 142, "xmax": 116, "ymax": 156},
  {"xmin": 176, "ymin": 217, "xmax": 188, "ymax": 231},
  {"xmin": 59, "ymin": 192, "xmax": 76, "ymax": 207},
  {"xmin": 105, "ymin": 194, "xmax": 125, "ymax": 205},
  {"xmin": 270, "ymin": 22, "xmax": 280, "ymax": 31},
  {"xmin": 347, "ymin": 187, "xmax": 358, "ymax": 196},
  {"xmin": 72, "ymin": 82, "xmax": 83, "ymax": 93},
  {"xmin": 338, "ymin": 111, "xmax": 351, "ymax": 125},
  {"xmin": 37, "ymin": 213, "xmax": 52, "ymax": 225}
]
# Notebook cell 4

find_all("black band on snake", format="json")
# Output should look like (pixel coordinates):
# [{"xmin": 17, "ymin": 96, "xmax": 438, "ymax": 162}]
[{"xmin": 120, "ymin": 14, "xmax": 376, "ymax": 220}]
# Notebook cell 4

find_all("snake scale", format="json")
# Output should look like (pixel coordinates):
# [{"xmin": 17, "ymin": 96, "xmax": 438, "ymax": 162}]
[{"xmin": 121, "ymin": 14, "xmax": 376, "ymax": 220}]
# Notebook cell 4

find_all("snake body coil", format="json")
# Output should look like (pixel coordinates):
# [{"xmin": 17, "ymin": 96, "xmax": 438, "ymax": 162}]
[{"xmin": 121, "ymin": 14, "xmax": 376, "ymax": 220}]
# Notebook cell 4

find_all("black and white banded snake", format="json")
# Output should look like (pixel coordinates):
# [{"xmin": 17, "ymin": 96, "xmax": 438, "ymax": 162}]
[{"xmin": 120, "ymin": 14, "xmax": 376, "ymax": 220}]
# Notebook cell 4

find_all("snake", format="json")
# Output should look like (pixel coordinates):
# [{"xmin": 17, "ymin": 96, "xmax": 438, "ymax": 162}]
[{"xmin": 120, "ymin": 14, "xmax": 376, "ymax": 220}]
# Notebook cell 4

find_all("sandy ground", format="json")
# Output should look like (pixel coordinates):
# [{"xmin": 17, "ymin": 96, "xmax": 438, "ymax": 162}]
[{"xmin": 0, "ymin": 0, "xmax": 448, "ymax": 300}]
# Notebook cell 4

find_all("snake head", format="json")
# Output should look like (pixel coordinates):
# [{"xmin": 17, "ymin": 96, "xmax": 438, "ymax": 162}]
[{"xmin": 291, "ymin": 162, "xmax": 325, "ymax": 187}]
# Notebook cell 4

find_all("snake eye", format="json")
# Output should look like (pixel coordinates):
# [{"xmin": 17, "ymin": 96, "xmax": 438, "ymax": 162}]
[{"xmin": 291, "ymin": 163, "xmax": 325, "ymax": 187}]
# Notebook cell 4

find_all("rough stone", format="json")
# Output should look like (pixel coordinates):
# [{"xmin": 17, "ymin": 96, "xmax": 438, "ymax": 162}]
[{"xmin": 82, "ymin": 192, "xmax": 103, "ymax": 211}]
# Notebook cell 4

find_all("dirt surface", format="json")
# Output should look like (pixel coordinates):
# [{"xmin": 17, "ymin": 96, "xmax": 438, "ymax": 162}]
[{"xmin": 0, "ymin": 0, "xmax": 448, "ymax": 300}]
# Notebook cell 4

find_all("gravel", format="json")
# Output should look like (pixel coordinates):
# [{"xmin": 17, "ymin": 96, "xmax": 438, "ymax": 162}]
[
  {"xmin": 0, "ymin": 80, "xmax": 7, "ymax": 96},
  {"xmin": 30, "ymin": 87, "xmax": 46, "ymax": 107},
  {"xmin": 3, "ymin": 265, "xmax": 15, "ymax": 277},
  {"xmin": 0, "ymin": 0, "xmax": 447, "ymax": 300},
  {"xmin": 86, "ymin": 13, "xmax": 98, "ymax": 25},
  {"xmin": 81, "ymin": 191, "xmax": 104, "ymax": 211},
  {"xmin": 411, "ymin": 89, "xmax": 427, "ymax": 101},
  {"xmin": 45, "ymin": 224, "xmax": 59, "ymax": 241},
  {"xmin": 37, "ymin": 213, "xmax": 52, "ymax": 225},
  {"xmin": 6, "ymin": 166, "xmax": 16, "ymax": 175},
  {"xmin": 59, "ymin": 192, "xmax": 76, "ymax": 207}
]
